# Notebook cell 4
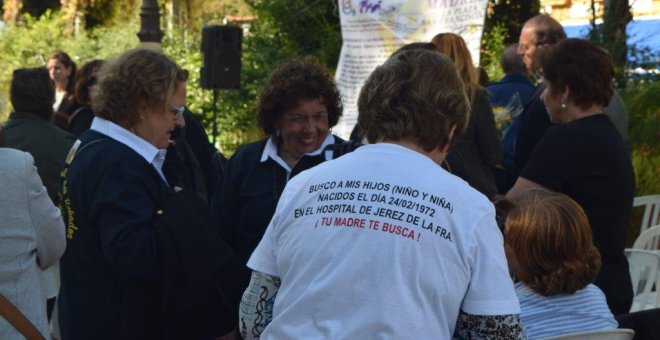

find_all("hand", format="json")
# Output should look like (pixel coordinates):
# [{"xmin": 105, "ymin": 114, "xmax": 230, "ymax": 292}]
[{"xmin": 216, "ymin": 327, "xmax": 239, "ymax": 340}]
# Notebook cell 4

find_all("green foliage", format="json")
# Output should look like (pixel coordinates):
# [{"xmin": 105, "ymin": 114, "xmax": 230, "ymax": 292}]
[
  {"xmin": 621, "ymin": 81, "xmax": 660, "ymax": 196},
  {"xmin": 479, "ymin": 23, "xmax": 508, "ymax": 82},
  {"xmin": 0, "ymin": 10, "xmax": 140, "ymax": 121},
  {"xmin": 177, "ymin": 0, "xmax": 342, "ymax": 154},
  {"xmin": 245, "ymin": 0, "xmax": 341, "ymax": 69},
  {"xmin": 161, "ymin": 25, "xmax": 264, "ymax": 154}
]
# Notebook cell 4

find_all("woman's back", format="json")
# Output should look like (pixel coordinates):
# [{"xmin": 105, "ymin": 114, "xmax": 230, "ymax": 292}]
[
  {"xmin": 0, "ymin": 148, "xmax": 65, "ymax": 339},
  {"xmin": 504, "ymin": 189, "xmax": 617, "ymax": 339},
  {"xmin": 516, "ymin": 282, "xmax": 617, "ymax": 339}
]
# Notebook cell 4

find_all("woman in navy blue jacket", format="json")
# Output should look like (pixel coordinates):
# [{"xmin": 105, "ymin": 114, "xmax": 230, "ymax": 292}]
[
  {"xmin": 211, "ymin": 58, "xmax": 345, "ymax": 322},
  {"xmin": 58, "ymin": 49, "xmax": 193, "ymax": 339}
]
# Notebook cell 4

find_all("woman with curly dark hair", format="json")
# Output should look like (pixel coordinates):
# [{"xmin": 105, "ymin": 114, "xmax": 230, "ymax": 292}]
[
  {"xmin": 211, "ymin": 57, "xmax": 344, "ymax": 321},
  {"xmin": 505, "ymin": 189, "xmax": 617, "ymax": 339}
]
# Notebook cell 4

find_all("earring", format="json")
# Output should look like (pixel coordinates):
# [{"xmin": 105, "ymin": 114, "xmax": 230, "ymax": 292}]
[
  {"xmin": 560, "ymin": 100, "xmax": 566, "ymax": 110},
  {"xmin": 275, "ymin": 129, "xmax": 281, "ymax": 137}
]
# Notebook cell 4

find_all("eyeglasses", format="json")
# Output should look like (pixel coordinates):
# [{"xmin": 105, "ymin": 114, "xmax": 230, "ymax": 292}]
[{"xmin": 169, "ymin": 104, "xmax": 185, "ymax": 120}]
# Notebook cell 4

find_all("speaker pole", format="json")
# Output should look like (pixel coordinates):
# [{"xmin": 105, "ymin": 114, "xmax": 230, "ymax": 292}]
[{"xmin": 212, "ymin": 89, "xmax": 219, "ymax": 144}]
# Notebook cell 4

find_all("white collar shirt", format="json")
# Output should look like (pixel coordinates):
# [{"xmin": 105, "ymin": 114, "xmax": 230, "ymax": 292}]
[
  {"xmin": 259, "ymin": 132, "xmax": 335, "ymax": 178},
  {"xmin": 90, "ymin": 117, "xmax": 169, "ymax": 184}
]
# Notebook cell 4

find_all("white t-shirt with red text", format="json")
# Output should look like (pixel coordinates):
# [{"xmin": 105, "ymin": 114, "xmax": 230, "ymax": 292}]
[{"xmin": 248, "ymin": 143, "xmax": 519, "ymax": 339}]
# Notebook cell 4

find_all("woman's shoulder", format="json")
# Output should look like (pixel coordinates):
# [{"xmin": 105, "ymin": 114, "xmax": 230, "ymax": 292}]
[
  {"xmin": 73, "ymin": 132, "xmax": 153, "ymax": 171},
  {"xmin": 540, "ymin": 122, "xmax": 576, "ymax": 143},
  {"xmin": 544, "ymin": 116, "xmax": 612, "ymax": 143},
  {"xmin": 0, "ymin": 147, "xmax": 29, "ymax": 160},
  {"xmin": 0, "ymin": 148, "xmax": 33, "ymax": 175},
  {"xmin": 577, "ymin": 284, "xmax": 609, "ymax": 300},
  {"xmin": 230, "ymin": 138, "xmax": 269, "ymax": 163}
]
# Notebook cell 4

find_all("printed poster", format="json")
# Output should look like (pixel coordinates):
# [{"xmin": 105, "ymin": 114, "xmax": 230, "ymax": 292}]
[{"xmin": 334, "ymin": 0, "xmax": 489, "ymax": 139}]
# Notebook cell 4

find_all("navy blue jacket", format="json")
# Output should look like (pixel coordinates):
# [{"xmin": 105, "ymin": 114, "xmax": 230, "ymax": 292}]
[
  {"xmin": 58, "ymin": 130, "xmax": 169, "ymax": 339},
  {"xmin": 486, "ymin": 74, "xmax": 535, "ymax": 192},
  {"xmin": 486, "ymin": 73, "xmax": 535, "ymax": 109}
]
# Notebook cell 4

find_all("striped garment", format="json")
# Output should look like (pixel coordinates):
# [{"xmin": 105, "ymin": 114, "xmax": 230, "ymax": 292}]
[{"xmin": 515, "ymin": 282, "xmax": 619, "ymax": 339}]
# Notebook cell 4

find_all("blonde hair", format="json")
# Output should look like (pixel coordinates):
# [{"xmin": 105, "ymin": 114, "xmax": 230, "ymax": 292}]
[
  {"xmin": 506, "ymin": 189, "xmax": 601, "ymax": 296},
  {"xmin": 92, "ymin": 49, "xmax": 188, "ymax": 129},
  {"xmin": 431, "ymin": 33, "xmax": 479, "ymax": 102}
]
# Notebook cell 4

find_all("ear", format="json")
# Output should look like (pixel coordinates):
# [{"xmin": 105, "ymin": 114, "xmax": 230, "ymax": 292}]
[
  {"xmin": 561, "ymin": 87, "xmax": 571, "ymax": 104},
  {"xmin": 430, "ymin": 125, "xmax": 458, "ymax": 166},
  {"xmin": 442, "ymin": 125, "xmax": 458, "ymax": 153}
]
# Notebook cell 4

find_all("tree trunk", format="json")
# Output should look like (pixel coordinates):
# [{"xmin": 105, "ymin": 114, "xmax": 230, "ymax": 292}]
[
  {"xmin": 602, "ymin": 0, "xmax": 631, "ymax": 86},
  {"xmin": 3, "ymin": 0, "xmax": 21, "ymax": 24},
  {"xmin": 166, "ymin": 0, "xmax": 179, "ymax": 31},
  {"xmin": 60, "ymin": 0, "xmax": 85, "ymax": 35}
]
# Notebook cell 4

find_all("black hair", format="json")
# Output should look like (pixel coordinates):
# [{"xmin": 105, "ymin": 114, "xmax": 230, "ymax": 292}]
[{"xmin": 10, "ymin": 67, "xmax": 55, "ymax": 120}]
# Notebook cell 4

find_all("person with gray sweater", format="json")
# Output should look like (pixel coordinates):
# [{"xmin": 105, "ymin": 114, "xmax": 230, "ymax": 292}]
[{"xmin": 0, "ymin": 147, "xmax": 66, "ymax": 339}]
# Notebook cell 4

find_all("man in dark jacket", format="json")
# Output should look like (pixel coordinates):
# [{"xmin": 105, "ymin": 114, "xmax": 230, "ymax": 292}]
[
  {"xmin": 3, "ymin": 67, "xmax": 76, "ymax": 206},
  {"xmin": 513, "ymin": 15, "xmax": 566, "ymax": 174}
]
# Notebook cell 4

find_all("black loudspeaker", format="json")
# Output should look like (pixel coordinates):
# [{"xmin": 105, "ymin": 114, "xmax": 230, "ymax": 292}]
[{"xmin": 201, "ymin": 25, "xmax": 242, "ymax": 90}]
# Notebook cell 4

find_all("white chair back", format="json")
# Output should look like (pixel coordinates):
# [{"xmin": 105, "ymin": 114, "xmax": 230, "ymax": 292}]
[
  {"xmin": 625, "ymin": 249, "xmax": 660, "ymax": 312},
  {"xmin": 633, "ymin": 195, "xmax": 660, "ymax": 234},
  {"xmin": 633, "ymin": 224, "xmax": 660, "ymax": 251},
  {"xmin": 538, "ymin": 328, "xmax": 634, "ymax": 340}
]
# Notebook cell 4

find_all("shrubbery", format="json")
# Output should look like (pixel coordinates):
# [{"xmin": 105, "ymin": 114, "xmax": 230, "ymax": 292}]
[
  {"xmin": 0, "ymin": 10, "xmax": 139, "ymax": 120},
  {"xmin": 621, "ymin": 81, "xmax": 660, "ymax": 196}
]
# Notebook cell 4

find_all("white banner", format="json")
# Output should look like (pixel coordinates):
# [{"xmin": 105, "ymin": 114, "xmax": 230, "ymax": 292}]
[{"xmin": 334, "ymin": 0, "xmax": 489, "ymax": 139}]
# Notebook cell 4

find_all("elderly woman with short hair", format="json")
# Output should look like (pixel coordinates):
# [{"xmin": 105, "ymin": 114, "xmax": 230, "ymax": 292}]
[
  {"xmin": 57, "ymin": 49, "xmax": 190, "ymax": 339},
  {"xmin": 507, "ymin": 39, "xmax": 635, "ymax": 315}
]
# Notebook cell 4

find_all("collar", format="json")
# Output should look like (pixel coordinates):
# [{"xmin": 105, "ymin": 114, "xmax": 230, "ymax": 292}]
[
  {"xmin": 90, "ymin": 117, "xmax": 165, "ymax": 173},
  {"xmin": 259, "ymin": 132, "xmax": 335, "ymax": 173}
]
